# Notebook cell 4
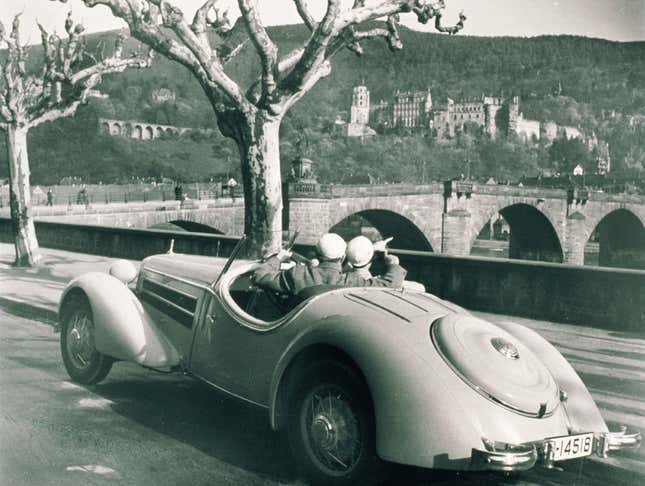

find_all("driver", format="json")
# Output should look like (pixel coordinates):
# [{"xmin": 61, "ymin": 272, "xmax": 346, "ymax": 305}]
[{"xmin": 252, "ymin": 233, "xmax": 406, "ymax": 296}]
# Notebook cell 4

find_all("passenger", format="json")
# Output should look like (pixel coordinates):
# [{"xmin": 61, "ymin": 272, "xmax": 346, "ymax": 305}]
[
  {"xmin": 344, "ymin": 235, "xmax": 393, "ymax": 279},
  {"xmin": 252, "ymin": 233, "xmax": 406, "ymax": 296},
  {"xmin": 345, "ymin": 235, "xmax": 426, "ymax": 292}
]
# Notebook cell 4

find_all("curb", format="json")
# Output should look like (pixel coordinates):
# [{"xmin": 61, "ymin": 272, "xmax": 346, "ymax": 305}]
[{"xmin": 0, "ymin": 296, "xmax": 59, "ymax": 328}]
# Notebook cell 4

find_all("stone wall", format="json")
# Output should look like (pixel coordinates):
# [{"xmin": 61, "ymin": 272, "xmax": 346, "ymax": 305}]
[
  {"xmin": 1, "ymin": 218, "xmax": 642, "ymax": 330},
  {"xmin": 0, "ymin": 219, "xmax": 240, "ymax": 261},
  {"xmin": 394, "ymin": 250, "xmax": 644, "ymax": 331}
]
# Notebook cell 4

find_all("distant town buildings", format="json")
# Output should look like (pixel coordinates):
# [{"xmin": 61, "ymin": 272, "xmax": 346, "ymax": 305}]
[{"xmin": 151, "ymin": 88, "xmax": 176, "ymax": 104}]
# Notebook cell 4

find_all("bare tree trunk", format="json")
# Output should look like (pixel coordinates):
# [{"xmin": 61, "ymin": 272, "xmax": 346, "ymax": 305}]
[
  {"xmin": 237, "ymin": 112, "xmax": 284, "ymax": 257},
  {"xmin": 6, "ymin": 124, "xmax": 41, "ymax": 266}
]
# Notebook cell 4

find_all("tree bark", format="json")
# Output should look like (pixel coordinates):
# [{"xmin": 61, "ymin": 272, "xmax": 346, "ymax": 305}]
[
  {"xmin": 237, "ymin": 111, "xmax": 284, "ymax": 257},
  {"xmin": 6, "ymin": 125, "xmax": 41, "ymax": 266}
]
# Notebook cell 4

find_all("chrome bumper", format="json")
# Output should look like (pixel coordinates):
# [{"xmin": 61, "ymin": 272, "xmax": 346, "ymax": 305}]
[
  {"xmin": 596, "ymin": 426, "xmax": 642, "ymax": 458},
  {"xmin": 471, "ymin": 427, "xmax": 641, "ymax": 472}
]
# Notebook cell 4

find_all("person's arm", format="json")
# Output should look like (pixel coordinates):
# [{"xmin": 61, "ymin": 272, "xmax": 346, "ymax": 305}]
[
  {"xmin": 252, "ymin": 254, "xmax": 295, "ymax": 294},
  {"xmin": 370, "ymin": 255, "xmax": 407, "ymax": 288}
]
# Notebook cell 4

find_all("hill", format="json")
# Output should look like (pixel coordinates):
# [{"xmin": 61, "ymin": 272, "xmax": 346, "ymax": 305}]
[{"xmin": 1, "ymin": 24, "xmax": 644, "ymax": 185}]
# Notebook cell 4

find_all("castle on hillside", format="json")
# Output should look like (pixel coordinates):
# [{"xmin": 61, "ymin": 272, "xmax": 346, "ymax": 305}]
[
  {"xmin": 342, "ymin": 85, "xmax": 541, "ymax": 142},
  {"xmin": 338, "ymin": 85, "xmax": 611, "ymax": 174}
]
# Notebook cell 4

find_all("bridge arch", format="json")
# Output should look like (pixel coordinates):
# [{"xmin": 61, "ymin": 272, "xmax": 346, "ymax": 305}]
[
  {"xmin": 149, "ymin": 220, "xmax": 224, "ymax": 234},
  {"xmin": 144, "ymin": 126, "xmax": 154, "ymax": 140},
  {"xmin": 470, "ymin": 203, "xmax": 563, "ymax": 262},
  {"xmin": 132, "ymin": 125, "xmax": 143, "ymax": 139},
  {"xmin": 329, "ymin": 209, "xmax": 433, "ymax": 251},
  {"xmin": 585, "ymin": 208, "xmax": 645, "ymax": 269}
]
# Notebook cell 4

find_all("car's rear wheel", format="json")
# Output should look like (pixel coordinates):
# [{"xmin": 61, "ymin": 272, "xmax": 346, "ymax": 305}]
[
  {"xmin": 60, "ymin": 296, "xmax": 112, "ymax": 385},
  {"xmin": 287, "ymin": 360, "xmax": 384, "ymax": 486}
]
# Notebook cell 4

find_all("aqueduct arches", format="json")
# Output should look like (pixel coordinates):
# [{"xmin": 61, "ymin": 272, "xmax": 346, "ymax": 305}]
[{"xmin": 329, "ymin": 209, "xmax": 433, "ymax": 251}]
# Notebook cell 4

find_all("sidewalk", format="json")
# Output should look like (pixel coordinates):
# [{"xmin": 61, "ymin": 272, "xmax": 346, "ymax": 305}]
[{"xmin": 0, "ymin": 243, "xmax": 137, "ymax": 324}]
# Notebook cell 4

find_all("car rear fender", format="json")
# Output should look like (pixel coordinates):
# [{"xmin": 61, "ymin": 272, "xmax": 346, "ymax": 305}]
[
  {"xmin": 495, "ymin": 320, "xmax": 608, "ymax": 433},
  {"xmin": 60, "ymin": 272, "xmax": 181, "ymax": 368},
  {"xmin": 268, "ymin": 315, "xmax": 482, "ymax": 468}
]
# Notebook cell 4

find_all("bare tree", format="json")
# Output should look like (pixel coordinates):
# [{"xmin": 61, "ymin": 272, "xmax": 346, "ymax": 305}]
[
  {"xmin": 62, "ymin": 0, "xmax": 465, "ymax": 255},
  {"xmin": 0, "ymin": 12, "xmax": 153, "ymax": 266}
]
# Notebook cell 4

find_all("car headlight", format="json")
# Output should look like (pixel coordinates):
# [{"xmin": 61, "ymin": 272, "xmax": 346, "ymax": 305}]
[{"xmin": 109, "ymin": 260, "xmax": 138, "ymax": 284}]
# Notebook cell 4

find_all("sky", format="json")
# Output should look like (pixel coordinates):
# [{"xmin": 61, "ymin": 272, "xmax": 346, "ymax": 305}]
[{"xmin": 1, "ymin": 0, "xmax": 644, "ymax": 45}]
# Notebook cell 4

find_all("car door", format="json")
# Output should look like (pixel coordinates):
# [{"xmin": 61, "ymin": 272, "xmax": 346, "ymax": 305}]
[
  {"xmin": 189, "ymin": 293, "xmax": 285, "ymax": 407},
  {"xmin": 138, "ymin": 268, "xmax": 202, "ymax": 362}
]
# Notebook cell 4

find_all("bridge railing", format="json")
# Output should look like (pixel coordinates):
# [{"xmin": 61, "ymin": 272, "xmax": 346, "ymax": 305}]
[{"xmin": 288, "ymin": 182, "xmax": 444, "ymax": 199}]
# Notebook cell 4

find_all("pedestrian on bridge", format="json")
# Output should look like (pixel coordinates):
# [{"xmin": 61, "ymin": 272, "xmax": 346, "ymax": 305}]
[{"xmin": 227, "ymin": 177, "xmax": 238, "ymax": 202}]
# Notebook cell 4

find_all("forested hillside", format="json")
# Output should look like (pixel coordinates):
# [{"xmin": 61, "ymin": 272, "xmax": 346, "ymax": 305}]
[{"xmin": 1, "ymin": 24, "xmax": 643, "ymax": 185}]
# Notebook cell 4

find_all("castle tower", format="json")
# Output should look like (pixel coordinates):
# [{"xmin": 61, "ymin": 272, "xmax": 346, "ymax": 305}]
[
  {"xmin": 508, "ymin": 96, "xmax": 520, "ymax": 134},
  {"xmin": 347, "ymin": 85, "xmax": 376, "ymax": 138},
  {"xmin": 483, "ymin": 96, "xmax": 502, "ymax": 138},
  {"xmin": 350, "ymin": 85, "xmax": 370, "ymax": 126}
]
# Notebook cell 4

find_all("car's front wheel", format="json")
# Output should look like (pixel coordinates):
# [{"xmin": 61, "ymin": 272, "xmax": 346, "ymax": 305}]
[
  {"xmin": 60, "ymin": 296, "xmax": 112, "ymax": 385},
  {"xmin": 287, "ymin": 360, "xmax": 384, "ymax": 486}
]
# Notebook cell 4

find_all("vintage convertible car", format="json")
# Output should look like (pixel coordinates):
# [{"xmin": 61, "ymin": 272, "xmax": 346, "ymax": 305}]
[{"xmin": 58, "ymin": 239, "xmax": 640, "ymax": 485}]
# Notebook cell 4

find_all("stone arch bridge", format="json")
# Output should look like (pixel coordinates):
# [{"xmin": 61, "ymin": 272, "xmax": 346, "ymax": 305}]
[
  {"xmin": 35, "ymin": 200, "xmax": 245, "ymax": 236},
  {"xmin": 32, "ymin": 182, "xmax": 645, "ymax": 267},
  {"xmin": 288, "ymin": 181, "xmax": 645, "ymax": 267}
]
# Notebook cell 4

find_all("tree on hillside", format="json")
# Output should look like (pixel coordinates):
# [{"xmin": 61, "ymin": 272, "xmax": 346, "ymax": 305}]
[
  {"xmin": 548, "ymin": 137, "xmax": 592, "ymax": 175},
  {"xmin": 0, "ymin": 13, "xmax": 153, "ymax": 266},
  {"xmin": 65, "ymin": 0, "xmax": 465, "ymax": 255}
]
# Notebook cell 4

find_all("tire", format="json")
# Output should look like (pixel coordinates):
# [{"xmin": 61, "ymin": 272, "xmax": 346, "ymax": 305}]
[
  {"xmin": 60, "ymin": 296, "xmax": 112, "ymax": 385},
  {"xmin": 287, "ymin": 359, "xmax": 384, "ymax": 486}
]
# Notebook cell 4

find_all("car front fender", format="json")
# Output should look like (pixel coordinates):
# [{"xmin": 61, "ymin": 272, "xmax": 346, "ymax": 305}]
[
  {"xmin": 494, "ymin": 320, "xmax": 608, "ymax": 434},
  {"xmin": 60, "ymin": 272, "xmax": 180, "ymax": 369}
]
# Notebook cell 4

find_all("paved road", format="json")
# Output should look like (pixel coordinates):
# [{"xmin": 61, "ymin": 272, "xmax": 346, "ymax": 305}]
[{"xmin": 0, "ymin": 307, "xmax": 643, "ymax": 486}]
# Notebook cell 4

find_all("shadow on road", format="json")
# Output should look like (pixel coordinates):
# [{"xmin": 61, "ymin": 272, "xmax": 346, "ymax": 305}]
[{"xmin": 89, "ymin": 371, "xmax": 299, "ymax": 484}]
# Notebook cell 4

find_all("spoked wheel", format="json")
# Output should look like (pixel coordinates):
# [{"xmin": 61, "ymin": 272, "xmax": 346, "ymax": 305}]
[
  {"xmin": 60, "ymin": 297, "xmax": 112, "ymax": 385},
  {"xmin": 288, "ymin": 360, "xmax": 384, "ymax": 486}
]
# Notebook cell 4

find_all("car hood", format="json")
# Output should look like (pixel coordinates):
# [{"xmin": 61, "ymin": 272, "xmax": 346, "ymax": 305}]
[{"xmin": 141, "ymin": 253, "xmax": 250, "ymax": 287}]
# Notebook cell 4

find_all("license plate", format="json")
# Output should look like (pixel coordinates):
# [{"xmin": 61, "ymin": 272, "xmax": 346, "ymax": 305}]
[{"xmin": 549, "ymin": 432, "xmax": 594, "ymax": 461}]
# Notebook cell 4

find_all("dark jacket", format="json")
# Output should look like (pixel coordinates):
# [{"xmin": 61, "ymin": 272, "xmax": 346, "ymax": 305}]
[{"xmin": 253, "ymin": 257, "xmax": 407, "ymax": 295}]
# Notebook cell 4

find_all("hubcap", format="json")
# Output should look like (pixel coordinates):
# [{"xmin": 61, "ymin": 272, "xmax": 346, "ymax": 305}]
[
  {"xmin": 66, "ymin": 311, "xmax": 96, "ymax": 370},
  {"xmin": 303, "ymin": 385, "xmax": 362, "ymax": 474}
]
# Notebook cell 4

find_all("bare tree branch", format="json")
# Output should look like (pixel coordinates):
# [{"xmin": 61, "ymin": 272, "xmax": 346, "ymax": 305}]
[
  {"xmin": 353, "ymin": 14, "xmax": 403, "ymax": 51},
  {"xmin": 76, "ymin": 0, "xmax": 250, "ymax": 110},
  {"xmin": 434, "ymin": 10, "xmax": 466, "ymax": 35},
  {"xmin": 192, "ymin": 0, "xmax": 232, "ymax": 45},
  {"xmin": 293, "ymin": 0, "xmax": 317, "ymax": 30},
  {"xmin": 238, "ymin": 0, "xmax": 278, "ymax": 103},
  {"xmin": 281, "ymin": 0, "xmax": 342, "ymax": 94}
]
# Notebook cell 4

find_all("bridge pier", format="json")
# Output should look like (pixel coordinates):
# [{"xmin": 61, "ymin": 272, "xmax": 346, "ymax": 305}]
[
  {"xmin": 563, "ymin": 212, "xmax": 587, "ymax": 265},
  {"xmin": 441, "ymin": 210, "xmax": 471, "ymax": 256}
]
